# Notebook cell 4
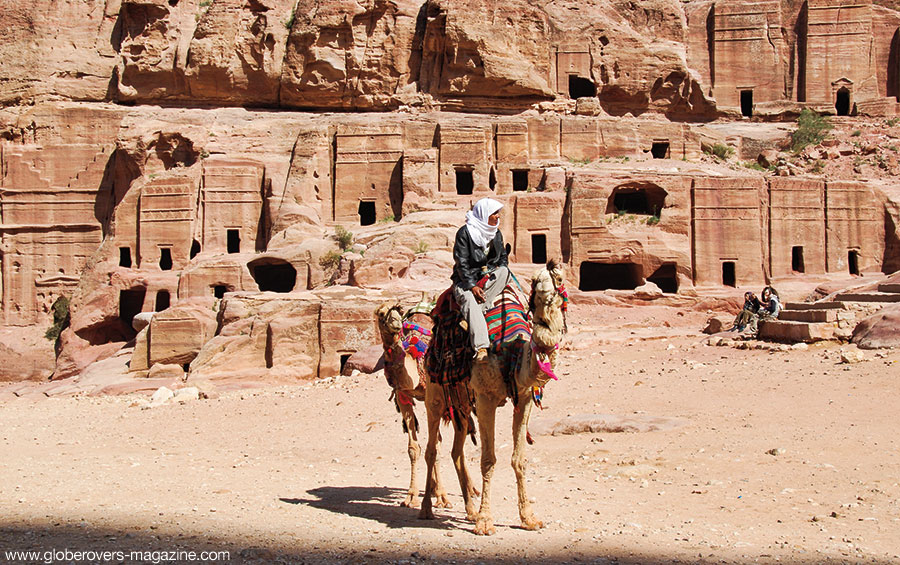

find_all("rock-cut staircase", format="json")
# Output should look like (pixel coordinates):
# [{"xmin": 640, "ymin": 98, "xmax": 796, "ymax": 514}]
[{"xmin": 759, "ymin": 282, "xmax": 900, "ymax": 343}]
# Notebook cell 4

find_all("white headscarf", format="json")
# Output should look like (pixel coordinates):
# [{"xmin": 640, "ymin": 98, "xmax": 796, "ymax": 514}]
[{"xmin": 465, "ymin": 198, "xmax": 504, "ymax": 249}]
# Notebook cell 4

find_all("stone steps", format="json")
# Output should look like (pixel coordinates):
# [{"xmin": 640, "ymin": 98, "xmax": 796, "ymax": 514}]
[
  {"xmin": 783, "ymin": 301, "xmax": 846, "ymax": 311},
  {"xmin": 758, "ymin": 320, "xmax": 836, "ymax": 343},
  {"xmin": 778, "ymin": 309, "xmax": 839, "ymax": 323},
  {"xmin": 833, "ymin": 292, "xmax": 900, "ymax": 303},
  {"xmin": 876, "ymin": 283, "xmax": 900, "ymax": 294}
]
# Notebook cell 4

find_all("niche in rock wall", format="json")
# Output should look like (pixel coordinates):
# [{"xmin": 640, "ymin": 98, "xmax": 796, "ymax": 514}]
[
  {"xmin": 741, "ymin": 90, "xmax": 753, "ymax": 117},
  {"xmin": 836, "ymin": 87, "xmax": 851, "ymax": 116},
  {"xmin": 579, "ymin": 262, "xmax": 643, "ymax": 291},
  {"xmin": 512, "ymin": 170, "xmax": 529, "ymax": 192},
  {"xmin": 569, "ymin": 75, "xmax": 596, "ymax": 98},
  {"xmin": 119, "ymin": 247, "xmax": 132, "ymax": 268},
  {"xmin": 119, "ymin": 288, "xmax": 146, "ymax": 327},
  {"xmin": 651, "ymin": 142, "xmax": 670, "ymax": 159},
  {"xmin": 227, "ymin": 230, "xmax": 240, "ymax": 254},
  {"xmin": 456, "ymin": 168, "xmax": 474, "ymax": 195},
  {"xmin": 722, "ymin": 261, "xmax": 737, "ymax": 287},
  {"xmin": 647, "ymin": 263, "xmax": 678, "ymax": 293},
  {"xmin": 531, "ymin": 234, "xmax": 547, "ymax": 264},
  {"xmin": 155, "ymin": 290, "xmax": 170, "ymax": 312},
  {"xmin": 159, "ymin": 248, "xmax": 173, "ymax": 271},
  {"xmin": 213, "ymin": 285, "xmax": 228, "ymax": 298},
  {"xmin": 848, "ymin": 249, "xmax": 860, "ymax": 275},
  {"xmin": 358, "ymin": 201, "xmax": 376, "ymax": 226},
  {"xmin": 149, "ymin": 133, "xmax": 199, "ymax": 170},
  {"xmin": 792, "ymin": 246, "xmax": 805, "ymax": 273},
  {"xmin": 248, "ymin": 258, "xmax": 296, "ymax": 293},
  {"xmin": 607, "ymin": 182, "xmax": 667, "ymax": 217},
  {"xmin": 190, "ymin": 240, "xmax": 201, "ymax": 259}
]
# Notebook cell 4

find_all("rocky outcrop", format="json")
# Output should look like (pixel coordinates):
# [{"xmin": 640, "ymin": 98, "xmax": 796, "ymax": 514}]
[{"xmin": 852, "ymin": 304, "xmax": 900, "ymax": 348}]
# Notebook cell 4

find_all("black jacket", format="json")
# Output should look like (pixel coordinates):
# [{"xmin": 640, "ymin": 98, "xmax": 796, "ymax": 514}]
[{"xmin": 451, "ymin": 225, "xmax": 509, "ymax": 291}]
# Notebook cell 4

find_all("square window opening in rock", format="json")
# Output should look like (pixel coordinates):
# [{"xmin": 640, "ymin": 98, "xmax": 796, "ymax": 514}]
[
  {"xmin": 227, "ymin": 229, "xmax": 241, "ymax": 254},
  {"xmin": 648, "ymin": 263, "xmax": 679, "ymax": 293},
  {"xmin": 340, "ymin": 353, "xmax": 352, "ymax": 375},
  {"xmin": 722, "ymin": 261, "xmax": 736, "ymax": 287},
  {"xmin": 792, "ymin": 246, "xmax": 805, "ymax": 273},
  {"xmin": 741, "ymin": 90, "xmax": 753, "ymax": 117},
  {"xmin": 159, "ymin": 248, "xmax": 173, "ymax": 271},
  {"xmin": 512, "ymin": 169, "xmax": 529, "ymax": 192},
  {"xmin": 118, "ymin": 288, "xmax": 145, "ymax": 326},
  {"xmin": 836, "ymin": 88, "xmax": 851, "ymax": 116},
  {"xmin": 568, "ymin": 75, "xmax": 596, "ymax": 98},
  {"xmin": 579, "ymin": 262, "xmax": 643, "ymax": 291},
  {"xmin": 358, "ymin": 200, "xmax": 376, "ymax": 226},
  {"xmin": 119, "ymin": 247, "xmax": 132, "ymax": 268},
  {"xmin": 154, "ymin": 290, "xmax": 170, "ymax": 312},
  {"xmin": 651, "ymin": 142, "xmax": 670, "ymax": 159},
  {"xmin": 848, "ymin": 249, "xmax": 860, "ymax": 275},
  {"xmin": 213, "ymin": 285, "xmax": 227, "ymax": 299},
  {"xmin": 531, "ymin": 234, "xmax": 547, "ymax": 264},
  {"xmin": 455, "ymin": 169, "xmax": 474, "ymax": 195}
]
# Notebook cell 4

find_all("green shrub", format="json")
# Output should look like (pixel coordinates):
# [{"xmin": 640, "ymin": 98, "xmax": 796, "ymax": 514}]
[
  {"xmin": 743, "ymin": 161, "xmax": 767, "ymax": 171},
  {"xmin": 334, "ymin": 225, "xmax": 353, "ymax": 250},
  {"xmin": 851, "ymin": 130, "xmax": 862, "ymax": 137},
  {"xmin": 378, "ymin": 214, "xmax": 395, "ymax": 224},
  {"xmin": 645, "ymin": 215, "xmax": 660, "ymax": 226},
  {"xmin": 705, "ymin": 143, "xmax": 734, "ymax": 160},
  {"xmin": 284, "ymin": 11, "xmax": 295, "ymax": 30},
  {"xmin": 44, "ymin": 296, "xmax": 70, "ymax": 341},
  {"xmin": 319, "ymin": 250, "xmax": 342, "ymax": 270},
  {"xmin": 809, "ymin": 160, "xmax": 825, "ymax": 174},
  {"xmin": 887, "ymin": 117, "xmax": 900, "ymax": 127},
  {"xmin": 791, "ymin": 109, "xmax": 832, "ymax": 152},
  {"xmin": 413, "ymin": 240, "xmax": 429, "ymax": 254}
]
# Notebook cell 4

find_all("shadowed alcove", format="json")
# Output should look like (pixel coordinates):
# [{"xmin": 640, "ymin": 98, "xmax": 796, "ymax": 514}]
[{"xmin": 248, "ymin": 257, "xmax": 297, "ymax": 293}]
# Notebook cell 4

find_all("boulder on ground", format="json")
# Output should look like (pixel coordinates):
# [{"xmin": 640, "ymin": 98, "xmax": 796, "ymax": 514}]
[{"xmin": 851, "ymin": 305, "xmax": 900, "ymax": 349}]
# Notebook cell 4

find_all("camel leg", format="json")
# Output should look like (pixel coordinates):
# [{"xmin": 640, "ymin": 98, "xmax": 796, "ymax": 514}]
[
  {"xmin": 400, "ymin": 403, "xmax": 421, "ymax": 508},
  {"xmin": 450, "ymin": 416, "xmax": 477, "ymax": 521},
  {"xmin": 418, "ymin": 386, "xmax": 444, "ymax": 519},
  {"xmin": 512, "ymin": 396, "xmax": 543, "ymax": 530},
  {"xmin": 473, "ymin": 395, "xmax": 497, "ymax": 536}
]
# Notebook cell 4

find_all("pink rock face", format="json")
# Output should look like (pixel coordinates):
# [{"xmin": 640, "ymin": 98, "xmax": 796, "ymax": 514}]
[
  {"xmin": 3, "ymin": 0, "xmax": 900, "ymax": 384},
  {"xmin": 851, "ymin": 305, "xmax": 900, "ymax": 349}
]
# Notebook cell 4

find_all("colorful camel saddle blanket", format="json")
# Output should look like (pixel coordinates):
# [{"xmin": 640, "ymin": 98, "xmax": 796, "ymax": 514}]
[{"xmin": 485, "ymin": 284, "xmax": 531, "ymax": 345}]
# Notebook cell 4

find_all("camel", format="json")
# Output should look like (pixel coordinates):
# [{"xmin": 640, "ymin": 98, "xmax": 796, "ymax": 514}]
[
  {"xmin": 374, "ymin": 301, "xmax": 451, "ymax": 509},
  {"xmin": 467, "ymin": 261, "xmax": 568, "ymax": 535}
]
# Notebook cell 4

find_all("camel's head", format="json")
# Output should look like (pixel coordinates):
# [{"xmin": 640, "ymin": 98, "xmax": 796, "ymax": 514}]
[
  {"xmin": 374, "ymin": 301, "xmax": 404, "ymax": 338},
  {"xmin": 529, "ymin": 260, "xmax": 568, "ymax": 342}
]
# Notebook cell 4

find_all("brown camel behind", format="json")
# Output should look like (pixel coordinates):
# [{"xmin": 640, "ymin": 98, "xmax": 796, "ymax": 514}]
[{"xmin": 374, "ymin": 300, "xmax": 451, "ymax": 509}]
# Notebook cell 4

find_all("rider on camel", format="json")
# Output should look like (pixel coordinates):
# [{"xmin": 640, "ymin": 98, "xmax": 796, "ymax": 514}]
[{"xmin": 451, "ymin": 198, "xmax": 510, "ymax": 364}]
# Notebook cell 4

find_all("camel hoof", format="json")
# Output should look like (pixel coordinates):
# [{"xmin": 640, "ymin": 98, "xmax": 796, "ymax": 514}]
[
  {"xmin": 418, "ymin": 507, "xmax": 435, "ymax": 520},
  {"xmin": 400, "ymin": 496, "xmax": 419, "ymax": 509},
  {"xmin": 521, "ymin": 517, "xmax": 544, "ymax": 531},
  {"xmin": 433, "ymin": 494, "xmax": 452, "ymax": 509},
  {"xmin": 469, "ymin": 487, "xmax": 481, "ymax": 498},
  {"xmin": 474, "ymin": 518, "xmax": 496, "ymax": 536},
  {"xmin": 466, "ymin": 509, "xmax": 478, "ymax": 522}
]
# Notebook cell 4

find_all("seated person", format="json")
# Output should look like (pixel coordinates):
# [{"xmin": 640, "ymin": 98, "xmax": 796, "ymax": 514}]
[
  {"xmin": 730, "ymin": 291, "xmax": 761, "ymax": 332},
  {"xmin": 451, "ymin": 197, "xmax": 510, "ymax": 363},
  {"xmin": 747, "ymin": 286, "xmax": 781, "ymax": 335}
]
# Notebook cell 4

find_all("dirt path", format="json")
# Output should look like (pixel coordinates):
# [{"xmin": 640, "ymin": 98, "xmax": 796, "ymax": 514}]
[{"xmin": 2, "ymin": 304, "xmax": 900, "ymax": 564}]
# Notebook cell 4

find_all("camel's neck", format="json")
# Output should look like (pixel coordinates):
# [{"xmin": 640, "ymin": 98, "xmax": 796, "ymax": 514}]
[{"xmin": 516, "ymin": 330, "xmax": 560, "ymax": 392}]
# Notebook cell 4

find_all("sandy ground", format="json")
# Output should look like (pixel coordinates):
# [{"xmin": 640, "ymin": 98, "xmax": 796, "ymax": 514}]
[{"xmin": 2, "ymin": 302, "xmax": 900, "ymax": 564}]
